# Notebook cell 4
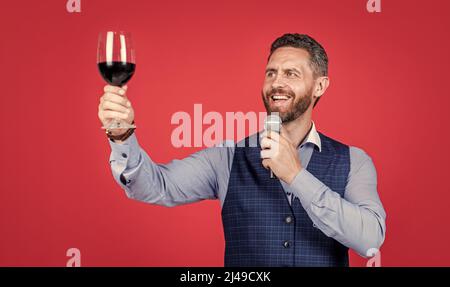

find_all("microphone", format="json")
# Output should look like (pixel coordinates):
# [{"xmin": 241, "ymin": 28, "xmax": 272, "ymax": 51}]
[{"xmin": 263, "ymin": 114, "xmax": 282, "ymax": 179}]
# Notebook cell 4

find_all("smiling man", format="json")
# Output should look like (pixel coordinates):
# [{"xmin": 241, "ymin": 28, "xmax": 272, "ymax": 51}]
[{"xmin": 98, "ymin": 33, "xmax": 386, "ymax": 267}]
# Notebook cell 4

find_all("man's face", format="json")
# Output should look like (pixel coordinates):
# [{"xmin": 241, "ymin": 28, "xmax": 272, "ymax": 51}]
[{"xmin": 262, "ymin": 47, "xmax": 315, "ymax": 122}]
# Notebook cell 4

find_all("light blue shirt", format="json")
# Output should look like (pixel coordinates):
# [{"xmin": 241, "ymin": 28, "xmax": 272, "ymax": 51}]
[{"xmin": 107, "ymin": 122, "xmax": 386, "ymax": 257}]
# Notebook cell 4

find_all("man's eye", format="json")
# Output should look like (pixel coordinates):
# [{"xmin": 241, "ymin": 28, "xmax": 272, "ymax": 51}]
[
  {"xmin": 266, "ymin": 72, "xmax": 274, "ymax": 77},
  {"xmin": 287, "ymin": 72, "xmax": 297, "ymax": 77}
]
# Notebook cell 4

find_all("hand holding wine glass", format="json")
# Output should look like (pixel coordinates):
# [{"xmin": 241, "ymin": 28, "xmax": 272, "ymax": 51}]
[
  {"xmin": 98, "ymin": 84, "xmax": 135, "ymax": 137},
  {"xmin": 97, "ymin": 31, "xmax": 136, "ymax": 131}
]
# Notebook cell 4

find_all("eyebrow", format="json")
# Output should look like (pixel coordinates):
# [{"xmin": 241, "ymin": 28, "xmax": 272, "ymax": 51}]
[
  {"xmin": 265, "ymin": 67, "xmax": 302, "ymax": 74},
  {"xmin": 285, "ymin": 68, "xmax": 302, "ymax": 74}
]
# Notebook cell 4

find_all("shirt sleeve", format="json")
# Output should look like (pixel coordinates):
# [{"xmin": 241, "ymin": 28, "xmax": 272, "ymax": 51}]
[
  {"xmin": 285, "ymin": 146, "xmax": 387, "ymax": 257},
  {"xmin": 108, "ymin": 133, "xmax": 227, "ymax": 207}
]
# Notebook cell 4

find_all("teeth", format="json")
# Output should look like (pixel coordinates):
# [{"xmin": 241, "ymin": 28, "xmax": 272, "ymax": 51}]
[{"xmin": 272, "ymin": 95, "xmax": 289, "ymax": 100}]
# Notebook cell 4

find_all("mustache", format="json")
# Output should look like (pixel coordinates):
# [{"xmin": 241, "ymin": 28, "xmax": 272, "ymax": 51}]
[{"xmin": 267, "ymin": 87, "xmax": 295, "ymax": 98}]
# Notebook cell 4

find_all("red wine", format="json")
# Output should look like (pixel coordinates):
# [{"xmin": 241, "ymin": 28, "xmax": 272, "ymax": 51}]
[{"xmin": 98, "ymin": 61, "xmax": 136, "ymax": 86}]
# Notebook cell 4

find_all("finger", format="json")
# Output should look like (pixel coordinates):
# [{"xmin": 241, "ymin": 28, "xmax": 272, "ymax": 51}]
[
  {"xmin": 259, "ymin": 132, "xmax": 266, "ymax": 144},
  {"xmin": 262, "ymin": 159, "xmax": 271, "ymax": 170},
  {"xmin": 261, "ymin": 136, "xmax": 279, "ymax": 149},
  {"xmin": 268, "ymin": 138, "xmax": 280, "ymax": 154},
  {"xmin": 260, "ymin": 137, "xmax": 270, "ymax": 149},
  {"xmin": 101, "ymin": 110, "xmax": 129, "ymax": 120},
  {"xmin": 259, "ymin": 131, "xmax": 267, "ymax": 139},
  {"xmin": 104, "ymin": 85, "xmax": 127, "ymax": 96},
  {"xmin": 260, "ymin": 149, "xmax": 276, "ymax": 159},
  {"xmin": 103, "ymin": 92, "xmax": 130, "ymax": 107},
  {"xmin": 260, "ymin": 137, "xmax": 277, "ymax": 149},
  {"xmin": 101, "ymin": 100, "xmax": 130, "ymax": 114},
  {"xmin": 267, "ymin": 130, "xmax": 280, "ymax": 141},
  {"xmin": 262, "ymin": 130, "xmax": 280, "ymax": 142}
]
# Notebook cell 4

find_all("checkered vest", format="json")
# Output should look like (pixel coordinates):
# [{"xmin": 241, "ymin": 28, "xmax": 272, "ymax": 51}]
[{"xmin": 222, "ymin": 132, "xmax": 350, "ymax": 266}]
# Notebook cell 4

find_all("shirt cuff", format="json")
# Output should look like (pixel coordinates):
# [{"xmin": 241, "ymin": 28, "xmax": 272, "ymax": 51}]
[
  {"xmin": 108, "ymin": 132, "xmax": 141, "ymax": 169},
  {"xmin": 286, "ymin": 168, "xmax": 325, "ymax": 210}
]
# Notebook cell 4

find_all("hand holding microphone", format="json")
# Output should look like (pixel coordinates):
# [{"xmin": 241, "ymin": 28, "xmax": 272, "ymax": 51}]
[{"xmin": 260, "ymin": 115, "xmax": 303, "ymax": 184}]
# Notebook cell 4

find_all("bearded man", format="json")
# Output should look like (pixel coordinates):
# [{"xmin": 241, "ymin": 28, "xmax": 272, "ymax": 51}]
[{"xmin": 98, "ymin": 33, "xmax": 386, "ymax": 267}]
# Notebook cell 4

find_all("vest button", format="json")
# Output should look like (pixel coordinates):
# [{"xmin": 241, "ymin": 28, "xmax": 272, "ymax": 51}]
[
  {"xmin": 285, "ymin": 216, "xmax": 293, "ymax": 224},
  {"xmin": 283, "ymin": 241, "xmax": 291, "ymax": 248}
]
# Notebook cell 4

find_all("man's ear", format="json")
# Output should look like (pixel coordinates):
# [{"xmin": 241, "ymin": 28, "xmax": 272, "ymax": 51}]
[{"xmin": 313, "ymin": 76, "xmax": 330, "ymax": 101}]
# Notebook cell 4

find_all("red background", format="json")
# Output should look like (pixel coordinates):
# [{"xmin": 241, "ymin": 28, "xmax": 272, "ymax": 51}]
[{"xmin": 1, "ymin": 0, "xmax": 450, "ymax": 266}]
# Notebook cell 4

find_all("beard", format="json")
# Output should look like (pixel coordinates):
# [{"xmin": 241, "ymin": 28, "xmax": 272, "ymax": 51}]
[{"xmin": 262, "ymin": 86, "xmax": 313, "ymax": 123}]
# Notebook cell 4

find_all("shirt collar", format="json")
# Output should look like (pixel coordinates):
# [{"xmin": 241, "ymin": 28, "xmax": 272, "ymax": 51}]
[{"xmin": 300, "ymin": 121, "xmax": 321, "ymax": 152}]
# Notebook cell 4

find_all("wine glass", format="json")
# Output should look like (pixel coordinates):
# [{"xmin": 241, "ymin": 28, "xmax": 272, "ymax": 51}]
[{"xmin": 97, "ymin": 31, "xmax": 136, "ymax": 129}]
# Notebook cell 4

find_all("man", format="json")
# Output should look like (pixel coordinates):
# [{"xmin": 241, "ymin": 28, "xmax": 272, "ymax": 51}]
[{"xmin": 98, "ymin": 33, "xmax": 386, "ymax": 267}]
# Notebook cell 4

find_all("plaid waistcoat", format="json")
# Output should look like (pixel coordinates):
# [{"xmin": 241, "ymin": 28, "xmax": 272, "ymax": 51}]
[{"xmin": 221, "ymin": 132, "xmax": 350, "ymax": 267}]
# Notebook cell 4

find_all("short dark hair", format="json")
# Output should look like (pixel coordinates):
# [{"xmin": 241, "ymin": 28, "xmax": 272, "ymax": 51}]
[
  {"xmin": 268, "ymin": 33, "xmax": 328, "ymax": 78},
  {"xmin": 268, "ymin": 34, "xmax": 328, "ymax": 107}
]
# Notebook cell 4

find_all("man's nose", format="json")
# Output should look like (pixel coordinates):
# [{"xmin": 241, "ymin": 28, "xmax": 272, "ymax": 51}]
[{"xmin": 271, "ymin": 73, "xmax": 287, "ymax": 89}]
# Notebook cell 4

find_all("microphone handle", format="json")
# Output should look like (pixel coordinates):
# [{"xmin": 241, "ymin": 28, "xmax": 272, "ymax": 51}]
[{"xmin": 266, "ymin": 127, "xmax": 279, "ymax": 179}]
